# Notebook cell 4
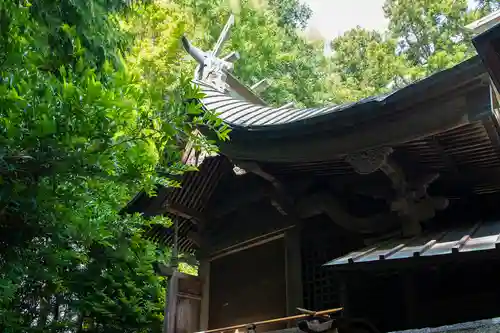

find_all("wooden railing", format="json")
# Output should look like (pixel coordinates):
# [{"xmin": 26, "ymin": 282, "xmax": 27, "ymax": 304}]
[{"xmin": 193, "ymin": 308, "xmax": 343, "ymax": 333}]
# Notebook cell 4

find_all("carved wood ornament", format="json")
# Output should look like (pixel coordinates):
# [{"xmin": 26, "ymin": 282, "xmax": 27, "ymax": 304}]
[{"xmin": 345, "ymin": 147, "xmax": 449, "ymax": 236}]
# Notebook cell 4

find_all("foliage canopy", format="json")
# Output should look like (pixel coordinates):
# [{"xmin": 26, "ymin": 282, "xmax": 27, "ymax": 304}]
[{"xmin": 0, "ymin": 0, "xmax": 224, "ymax": 331}]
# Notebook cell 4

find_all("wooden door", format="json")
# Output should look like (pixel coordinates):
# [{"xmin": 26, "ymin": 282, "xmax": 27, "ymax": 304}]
[
  {"xmin": 208, "ymin": 238, "xmax": 287, "ymax": 332},
  {"xmin": 166, "ymin": 272, "xmax": 202, "ymax": 333}
]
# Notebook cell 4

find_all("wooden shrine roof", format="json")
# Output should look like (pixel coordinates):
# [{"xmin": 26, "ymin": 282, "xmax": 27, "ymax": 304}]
[
  {"xmin": 122, "ymin": 22, "xmax": 500, "ymax": 253},
  {"xmin": 196, "ymin": 56, "xmax": 489, "ymax": 162},
  {"xmin": 121, "ymin": 155, "xmax": 232, "ymax": 253},
  {"xmin": 197, "ymin": 57, "xmax": 479, "ymax": 130}
]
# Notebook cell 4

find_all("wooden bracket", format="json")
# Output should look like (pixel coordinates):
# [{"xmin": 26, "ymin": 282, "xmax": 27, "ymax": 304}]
[{"xmin": 164, "ymin": 202, "xmax": 205, "ymax": 224}]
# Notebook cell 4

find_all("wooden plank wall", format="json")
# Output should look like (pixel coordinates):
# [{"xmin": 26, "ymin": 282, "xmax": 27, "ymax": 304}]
[
  {"xmin": 208, "ymin": 237, "xmax": 287, "ymax": 332},
  {"xmin": 166, "ymin": 272, "xmax": 202, "ymax": 333},
  {"xmin": 176, "ymin": 296, "xmax": 200, "ymax": 333},
  {"xmin": 206, "ymin": 199, "xmax": 293, "ymax": 254},
  {"xmin": 199, "ymin": 200, "xmax": 304, "ymax": 332}
]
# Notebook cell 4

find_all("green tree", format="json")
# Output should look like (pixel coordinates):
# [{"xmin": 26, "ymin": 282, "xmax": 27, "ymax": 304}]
[
  {"xmin": 384, "ymin": 0, "xmax": 471, "ymax": 68},
  {"xmin": 227, "ymin": 7, "xmax": 327, "ymax": 107},
  {"xmin": 326, "ymin": 0, "xmax": 500, "ymax": 104},
  {"xmin": 328, "ymin": 27, "xmax": 408, "ymax": 102},
  {"xmin": 3, "ymin": 0, "xmax": 497, "ymax": 330},
  {"xmin": 0, "ymin": 0, "xmax": 226, "ymax": 331},
  {"xmin": 383, "ymin": 0, "xmax": 499, "ymax": 76},
  {"xmin": 474, "ymin": 0, "xmax": 500, "ymax": 16},
  {"xmin": 267, "ymin": 0, "xmax": 313, "ymax": 30}
]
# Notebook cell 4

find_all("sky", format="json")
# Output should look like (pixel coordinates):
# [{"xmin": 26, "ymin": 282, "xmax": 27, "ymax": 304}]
[
  {"xmin": 301, "ymin": 0, "xmax": 388, "ymax": 40},
  {"xmin": 302, "ymin": 0, "xmax": 478, "ymax": 41}
]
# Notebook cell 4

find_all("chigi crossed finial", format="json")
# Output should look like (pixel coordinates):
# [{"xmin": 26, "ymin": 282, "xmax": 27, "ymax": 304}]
[{"xmin": 181, "ymin": 15, "xmax": 240, "ymax": 91}]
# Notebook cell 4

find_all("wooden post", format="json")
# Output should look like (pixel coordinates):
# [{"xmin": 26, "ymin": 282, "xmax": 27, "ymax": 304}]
[
  {"xmin": 285, "ymin": 225, "xmax": 303, "ymax": 317},
  {"xmin": 163, "ymin": 278, "xmax": 169, "ymax": 333},
  {"xmin": 198, "ymin": 259, "xmax": 211, "ymax": 330},
  {"xmin": 164, "ymin": 272, "xmax": 179, "ymax": 333},
  {"xmin": 403, "ymin": 272, "xmax": 417, "ymax": 328},
  {"xmin": 339, "ymin": 275, "xmax": 349, "ymax": 317}
]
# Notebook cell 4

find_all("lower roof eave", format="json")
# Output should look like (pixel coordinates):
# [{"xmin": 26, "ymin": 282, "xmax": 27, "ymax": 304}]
[{"xmin": 324, "ymin": 220, "xmax": 500, "ymax": 272}]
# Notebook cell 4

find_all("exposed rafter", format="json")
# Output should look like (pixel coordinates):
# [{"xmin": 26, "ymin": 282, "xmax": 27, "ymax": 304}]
[
  {"xmin": 237, "ymin": 161, "xmax": 292, "ymax": 216},
  {"xmin": 164, "ymin": 202, "xmax": 205, "ymax": 225},
  {"xmin": 427, "ymin": 136, "xmax": 461, "ymax": 177}
]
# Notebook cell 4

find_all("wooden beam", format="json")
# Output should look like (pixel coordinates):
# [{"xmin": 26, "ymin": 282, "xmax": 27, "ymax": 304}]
[
  {"xmin": 492, "ymin": 80, "xmax": 500, "ymax": 107},
  {"xmin": 209, "ymin": 184, "xmax": 273, "ymax": 218},
  {"xmin": 194, "ymin": 308, "xmax": 343, "ymax": 333},
  {"xmin": 438, "ymin": 167, "xmax": 500, "ymax": 191},
  {"xmin": 348, "ymin": 247, "xmax": 378, "ymax": 264},
  {"xmin": 208, "ymin": 176, "xmax": 312, "ymax": 219},
  {"xmin": 226, "ymin": 72, "xmax": 267, "ymax": 105},
  {"xmin": 452, "ymin": 221, "xmax": 482, "ymax": 253},
  {"xmin": 474, "ymin": 26, "xmax": 500, "ymax": 94},
  {"xmin": 163, "ymin": 279, "xmax": 170, "ymax": 333},
  {"xmin": 177, "ymin": 291, "xmax": 202, "ymax": 301},
  {"xmin": 339, "ymin": 276, "xmax": 349, "ymax": 317},
  {"xmin": 218, "ymin": 94, "xmax": 471, "ymax": 162},
  {"xmin": 165, "ymin": 272, "xmax": 179, "ymax": 333},
  {"xmin": 466, "ymin": 10, "xmax": 500, "ymax": 35},
  {"xmin": 208, "ymin": 230, "xmax": 289, "ymax": 261},
  {"xmin": 165, "ymin": 202, "xmax": 205, "ymax": 224},
  {"xmin": 297, "ymin": 192, "xmax": 398, "ymax": 234},
  {"xmin": 198, "ymin": 260, "xmax": 210, "ymax": 331},
  {"xmin": 156, "ymin": 263, "xmax": 176, "ymax": 277},
  {"xmin": 494, "ymin": 234, "xmax": 500, "ymax": 249},
  {"xmin": 285, "ymin": 226, "xmax": 303, "ymax": 318},
  {"xmin": 250, "ymin": 79, "xmax": 270, "ymax": 93},
  {"xmin": 403, "ymin": 272, "xmax": 417, "ymax": 327},
  {"xmin": 238, "ymin": 161, "xmax": 278, "ymax": 185},
  {"xmin": 187, "ymin": 230, "xmax": 201, "ymax": 247},
  {"xmin": 482, "ymin": 118, "xmax": 500, "ymax": 158},
  {"xmin": 428, "ymin": 136, "xmax": 461, "ymax": 178}
]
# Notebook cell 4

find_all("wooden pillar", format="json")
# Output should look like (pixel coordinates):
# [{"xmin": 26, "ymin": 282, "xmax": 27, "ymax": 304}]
[
  {"xmin": 198, "ymin": 212, "xmax": 210, "ymax": 331},
  {"xmin": 163, "ymin": 278, "xmax": 169, "ymax": 333},
  {"xmin": 285, "ymin": 225, "xmax": 303, "ymax": 316},
  {"xmin": 198, "ymin": 259, "xmax": 211, "ymax": 330},
  {"xmin": 339, "ymin": 274, "xmax": 349, "ymax": 317},
  {"xmin": 403, "ymin": 271, "xmax": 417, "ymax": 328},
  {"xmin": 165, "ymin": 272, "xmax": 179, "ymax": 333}
]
